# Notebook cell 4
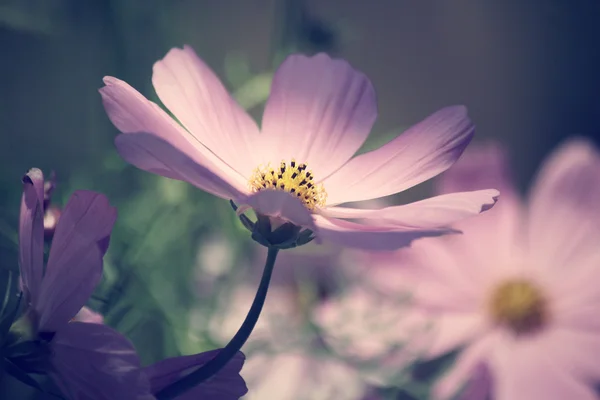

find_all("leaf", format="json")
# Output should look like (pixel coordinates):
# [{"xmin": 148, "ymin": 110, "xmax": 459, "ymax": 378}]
[{"xmin": 0, "ymin": 272, "xmax": 21, "ymax": 346}]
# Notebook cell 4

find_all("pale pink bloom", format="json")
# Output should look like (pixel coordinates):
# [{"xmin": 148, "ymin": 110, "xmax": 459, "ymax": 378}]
[
  {"xmin": 204, "ymin": 282, "xmax": 367, "ymax": 399},
  {"xmin": 100, "ymin": 46, "xmax": 498, "ymax": 250},
  {"xmin": 242, "ymin": 352, "xmax": 365, "ymax": 400},
  {"xmin": 395, "ymin": 140, "xmax": 600, "ymax": 400},
  {"xmin": 314, "ymin": 286, "xmax": 431, "ymax": 386}
]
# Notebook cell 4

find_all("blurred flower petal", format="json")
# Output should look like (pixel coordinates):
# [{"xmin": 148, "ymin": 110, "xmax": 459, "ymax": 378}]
[
  {"xmin": 37, "ymin": 191, "xmax": 116, "ymax": 332},
  {"xmin": 433, "ymin": 333, "xmax": 497, "ymax": 400},
  {"xmin": 72, "ymin": 306, "xmax": 104, "ymax": 325},
  {"xmin": 490, "ymin": 338, "xmax": 598, "ymax": 400},
  {"xmin": 242, "ymin": 352, "xmax": 365, "ymax": 400},
  {"xmin": 436, "ymin": 142, "xmax": 515, "ymax": 196},
  {"xmin": 424, "ymin": 313, "xmax": 487, "ymax": 359},
  {"xmin": 19, "ymin": 168, "xmax": 45, "ymax": 304},
  {"xmin": 323, "ymin": 106, "xmax": 474, "ymax": 205},
  {"xmin": 527, "ymin": 139, "xmax": 600, "ymax": 279},
  {"xmin": 260, "ymin": 53, "xmax": 376, "ymax": 179}
]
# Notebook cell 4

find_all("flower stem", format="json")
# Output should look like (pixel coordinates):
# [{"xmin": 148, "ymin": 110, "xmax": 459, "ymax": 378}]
[{"xmin": 155, "ymin": 247, "xmax": 279, "ymax": 400}]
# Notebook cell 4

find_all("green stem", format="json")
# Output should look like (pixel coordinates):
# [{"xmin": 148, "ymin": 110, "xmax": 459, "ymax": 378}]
[{"xmin": 155, "ymin": 247, "xmax": 279, "ymax": 400}]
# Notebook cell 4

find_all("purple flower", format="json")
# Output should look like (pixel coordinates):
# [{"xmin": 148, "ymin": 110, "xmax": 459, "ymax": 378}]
[
  {"xmin": 100, "ymin": 46, "xmax": 498, "ymax": 251},
  {"xmin": 18, "ymin": 168, "xmax": 247, "ymax": 400},
  {"xmin": 19, "ymin": 168, "xmax": 142, "ymax": 399}
]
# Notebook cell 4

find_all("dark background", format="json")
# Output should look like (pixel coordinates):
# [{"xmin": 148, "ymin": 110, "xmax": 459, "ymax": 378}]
[{"xmin": 1, "ymin": 1, "xmax": 599, "ymax": 398}]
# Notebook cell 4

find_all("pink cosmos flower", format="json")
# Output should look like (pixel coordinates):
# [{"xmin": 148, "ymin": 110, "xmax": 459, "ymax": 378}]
[
  {"xmin": 100, "ymin": 46, "xmax": 498, "ymax": 250},
  {"xmin": 394, "ymin": 140, "xmax": 600, "ymax": 399}
]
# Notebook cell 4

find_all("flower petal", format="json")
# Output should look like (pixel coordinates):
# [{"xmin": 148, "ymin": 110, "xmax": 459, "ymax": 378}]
[
  {"xmin": 19, "ymin": 168, "xmax": 45, "ymax": 305},
  {"xmin": 456, "ymin": 363, "xmax": 493, "ymax": 400},
  {"xmin": 322, "ymin": 190, "xmax": 498, "ymax": 229},
  {"xmin": 259, "ymin": 53, "xmax": 376, "ymax": 181},
  {"xmin": 144, "ymin": 350, "xmax": 247, "ymax": 400},
  {"xmin": 435, "ymin": 142, "xmax": 515, "ymax": 196},
  {"xmin": 313, "ymin": 215, "xmax": 454, "ymax": 251},
  {"xmin": 323, "ymin": 106, "xmax": 474, "ymax": 205},
  {"xmin": 72, "ymin": 306, "xmax": 104, "ymax": 325},
  {"xmin": 527, "ymin": 139, "xmax": 600, "ymax": 280},
  {"xmin": 490, "ymin": 336, "xmax": 598, "ymax": 400},
  {"xmin": 100, "ymin": 76, "xmax": 248, "ymax": 192},
  {"xmin": 50, "ymin": 322, "xmax": 144, "ymax": 400},
  {"xmin": 432, "ymin": 333, "xmax": 498, "ymax": 400},
  {"xmin": 36, "ymin": 191, "xmax": 116, "ymax": 332},
  {"xmin": 115, "ymin": 133, "xmax": 245, "ymax": 200},
  {"xmin": 424, "ymin": 313, "xmax": 488, "ymax": 359},
  {"xmin": 538, "ymin": 328, "xmax": 600, "ymax": 382},
  {"xmin": 237, "ymin": 189, "xmax": 317, "ymax": 233},
  {"xmin": 152, "ymin": 46, "xmax": 260, "ymax": 178}
]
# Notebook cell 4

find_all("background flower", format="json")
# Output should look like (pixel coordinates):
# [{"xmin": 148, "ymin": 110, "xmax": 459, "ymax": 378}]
[{"xmin": 391, "ymin": 140, "xmax": 600, "ymax": 400}]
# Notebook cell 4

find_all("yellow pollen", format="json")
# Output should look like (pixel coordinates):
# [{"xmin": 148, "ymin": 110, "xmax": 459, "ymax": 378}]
[
  {"xmin": 489, "ymin": 279, "xmax": 547, "ymax": 335},
  {"xmin": 249, "ymin": 159, "xmax": 327, "ymax": 211}
]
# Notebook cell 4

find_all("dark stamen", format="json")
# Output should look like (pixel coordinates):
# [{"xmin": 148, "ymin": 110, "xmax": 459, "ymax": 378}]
[
  {"xmin": 299, "ymin": 179, "xmax": 307, "ymax": 186},
  {"xmin": 291, "ymin": 161, "xmax": 296, "ymax": 168},
  {"xmin": 291, "ymin": 172, "xmax": 298, "ymax": 179},
  {"xmin": 290, "ymin": 188, "xmax": 296, "ymax": 193}
]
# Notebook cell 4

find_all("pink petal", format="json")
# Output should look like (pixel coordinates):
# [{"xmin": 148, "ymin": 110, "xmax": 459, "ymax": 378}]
[
  {"xmin": 424, "ymin": 313, "xmax": 487, "ymax": 359},
  {"xmin": 433, "ymin": 333, "xmax": 498, "ymax": 400},
  {"xmin": 435, "ymin": 142, "xmax": 515, "ymax": 196},
  {"xmin": 100, "ymin": 76, "xmax": 248, "ymax": 193},
  {"xmin": 36, "ymin": 191, "xmax": 116, "ymax": 332},
  {"xmin": 115, "ymin": 133, "xmax": 245, "ymax": 200},
  {"xmin": 490, "ymin": 336, "xmax": 598, "ymax": 400},
  {"xmin": 554, "ymin": 299, "xmax": 600, "ymax": 333},
  {"xmin": 456, "ymin": 363, "xmax": 493, "ymax": 400},
  {"xmin": 539, "ymin": 328, "xmax": 600, "ymax": 382},
  {"xmin": 527, "ymin": 139, "xmax": 600, "ymax": 282},
  {"xmin": 72, "ymin": 306, "xmax": 104, "ymax": 324},
  {"xmin": 152, "ymin": 46, "xmax": 260, "ymax": 178},
  {"xmin": 50, "ymin": 322, "xmax": 144, "ymax": 400},
  {"xmin": 237, "ymin": 190, "xmax": 318, "ymax": 233},
  {"xmin": 322, "ymin": 190, "xmax": 498, "ymax": 229},
  {"xmin": 323, "ymin": 106, "xmax": 474, "ymax": 205},
  {"xmin": 19, "ymin": 168, "xmax": 45, "ymax": 305},
  {"xmin": 313, "ymin": 215, "xmax": 453, "ymax": 251},
  {"xmin": 259, "ymin": 53, "xmax": 376, "ymax": 181}
]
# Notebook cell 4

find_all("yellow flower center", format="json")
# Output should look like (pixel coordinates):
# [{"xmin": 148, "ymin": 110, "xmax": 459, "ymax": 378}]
[
  {"xmin": 489, "ymin": 279, "xmax": 547, "ymax": 335},
  {"xmin": 249, "ymin": 160, "xmax": 327, "ymax": 211}
]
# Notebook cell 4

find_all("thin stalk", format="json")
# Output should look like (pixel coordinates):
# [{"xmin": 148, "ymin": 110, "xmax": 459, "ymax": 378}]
[{"xmin": 156, "ymin": 247, "xmax": 279, "ymax": 400}]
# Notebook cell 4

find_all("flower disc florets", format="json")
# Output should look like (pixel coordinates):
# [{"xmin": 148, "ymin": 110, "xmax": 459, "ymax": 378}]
[
  {"xmin": 249, "ymin": 159, "xmax": 327, "ymax": 211},
  {"xmin": 489, "ymin": 279, "xmax": 547, "ymax": 335}
]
